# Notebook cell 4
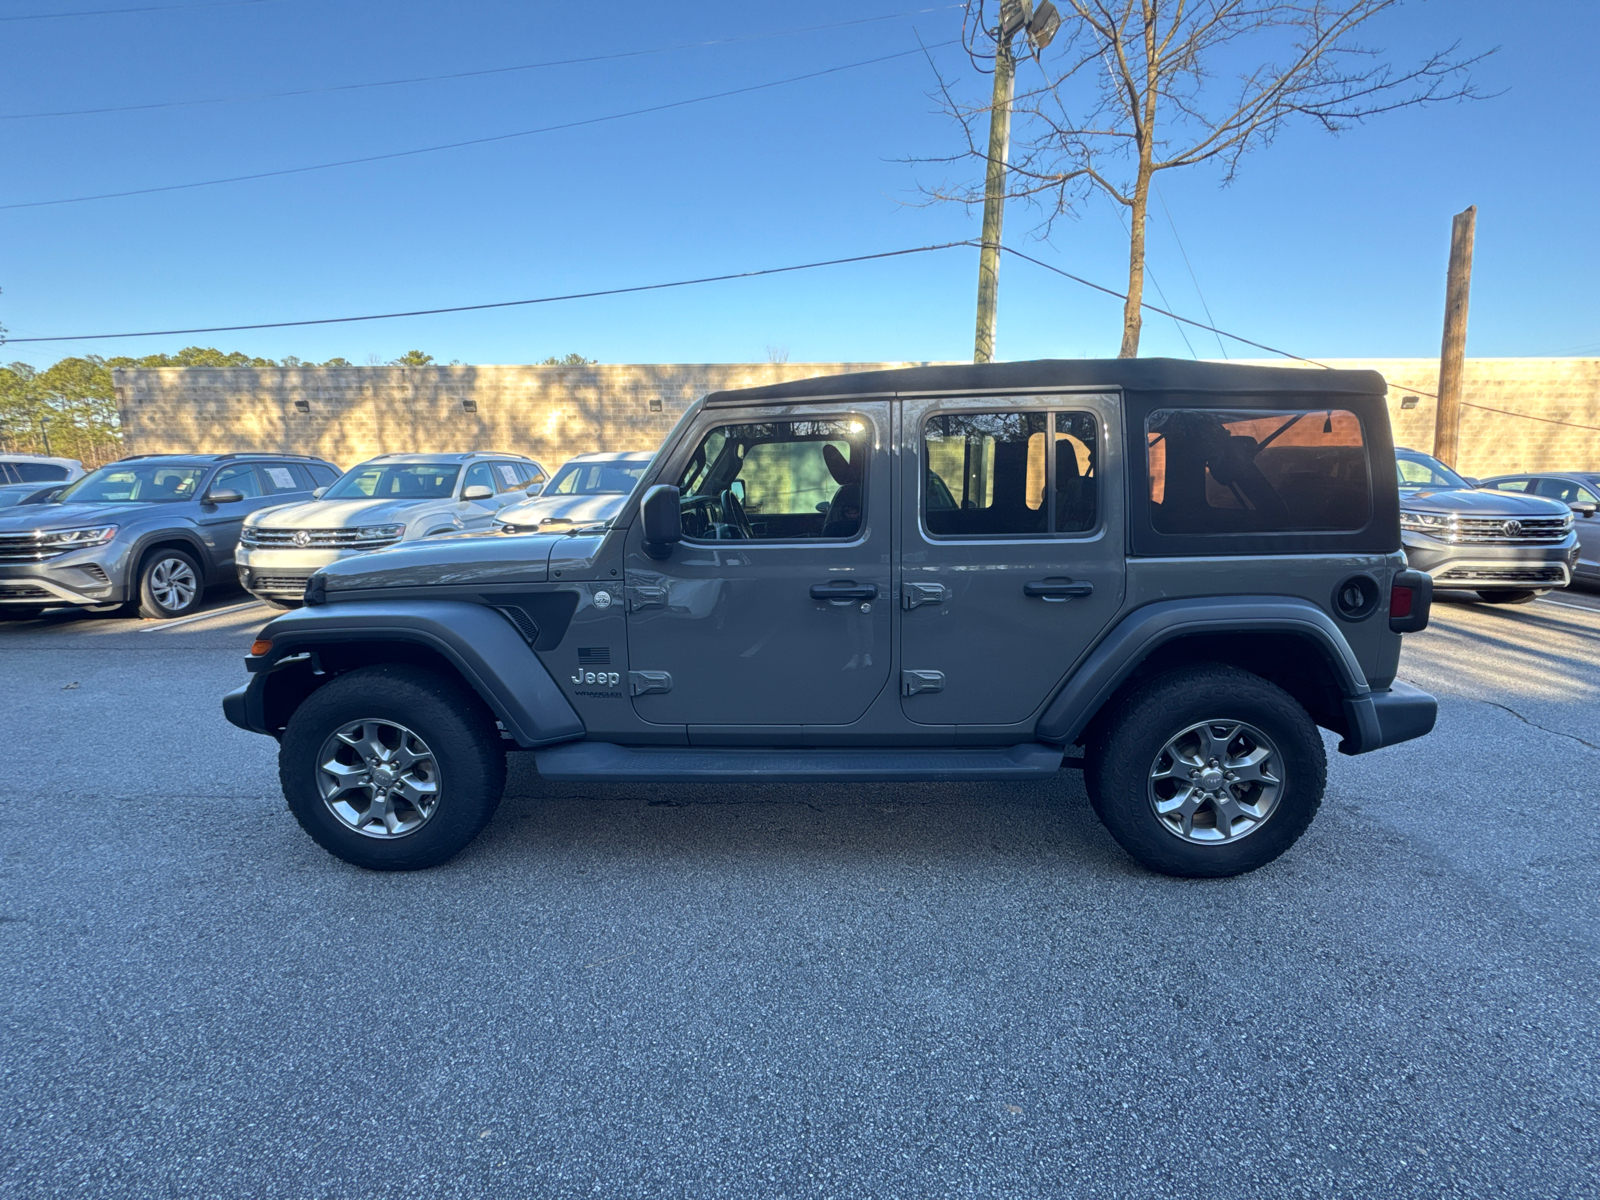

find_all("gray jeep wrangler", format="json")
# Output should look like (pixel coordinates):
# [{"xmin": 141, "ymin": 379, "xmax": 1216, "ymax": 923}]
[{"xmin": 224, "ymin": 360, "xmax": 1437, "ymax": 877}]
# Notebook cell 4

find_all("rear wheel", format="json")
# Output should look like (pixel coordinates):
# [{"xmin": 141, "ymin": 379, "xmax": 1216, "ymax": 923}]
[
  {"xmin": 1084, "ymin": 665, "xmax": 1325, "ymax": 878},
  {"xmin": 137, "ymin": 548, "xmax": 204, "ymax": 619},
  {"xmin": 1475, "ymin": 588, "xmax": 1543, "ymax": 604},
  {"xmin": 279, "ymin": 664, "xmax": 506, "ymax": 870}
]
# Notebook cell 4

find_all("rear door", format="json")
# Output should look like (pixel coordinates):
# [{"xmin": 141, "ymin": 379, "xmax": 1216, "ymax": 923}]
[
  {"xmin": 899, "ymin": 393, "xmax": 1126, "ymax": 728},
  {"xmin": 623, "ymin": 403, "xmax": 893, "ymax": 727}
]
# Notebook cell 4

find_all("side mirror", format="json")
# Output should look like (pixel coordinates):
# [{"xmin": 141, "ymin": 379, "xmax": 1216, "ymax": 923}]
[
  {"xmin": 312, "ymin": 486, "xmax": 328, "ymax": 499},
  {"xmin": 525, "ymin": 482, "xmax": 545, "ymax": 496},
  {"xmin": 461, "ymin": 484, "xmax": 494, "ymax": 501},
  {"xmin": 1464, "ymin": 477, "xmax": 1481, "ymax": 488},
  {"xmin": 206, "ymin": 488, "xmax": 244, "ymax": 505},
  {"xmin": 640, "ymin": 483, "xmax": 682, "ymax": 559},
  {"xmin": 1574, "ymin": 502, "xmax": 1598, "ymax": 518}
]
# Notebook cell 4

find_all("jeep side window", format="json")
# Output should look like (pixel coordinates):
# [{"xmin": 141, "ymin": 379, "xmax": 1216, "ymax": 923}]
[
  {"xmin": 923, "ymin": 411, "xmax": 1098, "ymax": 537},
  {"xmin": 1147, "ymin": 408, "xmax": 1370, "ymax": 534},
  {"xmin": 675, "ymin": 418, "xmax": 868, "ymax": 540}
]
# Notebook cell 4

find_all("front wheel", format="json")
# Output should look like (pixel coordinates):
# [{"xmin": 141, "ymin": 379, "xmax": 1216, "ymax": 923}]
[
  {"xmin": 1475, "ymin": 588, "xmax": 1543, "ymax": 605},
  {"xmin": 1084, "ymin": 665, "xmax": 1326, "ymax": 878},
  {"xmin": 137, "ymin": 548, "xmax": 204, "ymax": 619},
  {"xmin": 279, "ymin": 664, "xmax": 506, "ymax": 870}
]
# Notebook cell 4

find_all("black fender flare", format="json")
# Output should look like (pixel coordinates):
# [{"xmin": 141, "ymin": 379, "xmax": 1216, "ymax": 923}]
[
  {"xmin": 1033, "ymin": 596, "xmax": 1371, "ymax": 747},
  {"xmin": 225, "ymin": 599, "xmax": 584, "ymax": 748},
  {"xmin": 127, "ymin": 527, "xmax": 212, "ymax": 587}
]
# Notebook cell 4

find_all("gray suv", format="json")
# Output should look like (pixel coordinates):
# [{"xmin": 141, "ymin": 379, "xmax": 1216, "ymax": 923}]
[
  {"xmin": 225, "ymin": 360, "xmax": 1437, "ymax": 879},
  {"xmin": 0, "ymin": 453, "xmax": 338, "ymax": 620}
]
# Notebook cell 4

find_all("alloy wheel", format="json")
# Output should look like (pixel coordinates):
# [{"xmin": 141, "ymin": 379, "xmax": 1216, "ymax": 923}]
[
  {"xmin": 1147, "ymin": 719, "xmax": 1284, "ymax": 844},
  {"xmin": 149, "ymin": 556, "xmax": 198, "ymax": 611},
  {"xmin": 316, "ymin": 719, "xmax": 442, "ymax": 839}
]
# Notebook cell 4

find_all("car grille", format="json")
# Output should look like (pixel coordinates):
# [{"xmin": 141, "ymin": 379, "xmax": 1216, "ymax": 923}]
[
  {"xmin": 250, "ymin": 574, "xmax": 312, "ymax": 594},
  {"xmin": 0, "ymin": 584, "xmax": 52, "ymax": 599},
  {"xmin": 1437, "ymin": 566, "xmax": 1567, "ymax": 584},
  {"xmin": 1432, "ymin": 516, "xmax": 1571, "ymax": 545},
  {"xmin": 242, "ymin": 528, "xmax": 401, "ymax": 550},
  {"xmin": 0, "ymin": 532, "xmax": 68, "ymax": 563}
]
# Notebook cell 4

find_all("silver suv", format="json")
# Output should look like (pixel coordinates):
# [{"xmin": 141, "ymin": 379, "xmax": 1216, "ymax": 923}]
[{"xmin": 236, "ymin": 452, "xmax": 548, "ymax": 605}]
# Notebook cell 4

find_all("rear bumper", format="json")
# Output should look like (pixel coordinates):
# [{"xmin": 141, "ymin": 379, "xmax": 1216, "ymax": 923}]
[{"xmin": 1339, "ymin": 681, "xmax": 1438, "ymax": 755}]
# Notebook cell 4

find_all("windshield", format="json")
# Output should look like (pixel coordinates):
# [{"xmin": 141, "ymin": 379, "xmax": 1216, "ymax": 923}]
[
  {"xmin": 323, "ymin": 462, "xmax": 461, "ymax": 500},
  {"xmin": 1396, "ymin": 452, "xmax": 1470, "ymax": 491},
  {"xmin": 545, "ymin": 460, "xmax": 646, "ymax": 496},
  {"xmin": 57, "ymin": 463, "xmax": 206, "ymax": 503}
]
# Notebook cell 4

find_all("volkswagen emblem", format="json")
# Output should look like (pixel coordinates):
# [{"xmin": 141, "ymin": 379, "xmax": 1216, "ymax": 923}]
[
  {"xmin": 1501, "ymin": 520, "xmax": 1522, "ymax": 537},
  {"xmin": 292, "ymin": 529, "xmax": 312, "ymax": 547}
]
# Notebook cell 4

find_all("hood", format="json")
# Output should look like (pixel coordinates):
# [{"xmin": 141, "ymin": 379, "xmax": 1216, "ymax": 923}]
[
  {"xmin": 319, "ymin": 529, "xmax": 560, "ymax": 592},
  {"xmin": 496, "ymin": 493, "xmax": 627, "ymax": 527},
  {"xmin": 249, "ymin": 497, "xmax": 440, "ymax": 529},
  {"xmin": 0, "ymin": 501, "xmax": 168, "ymax": 532},
  {"xmin": 1400, "ymin": 488, "xmax": 1571, "ymax": 517}
]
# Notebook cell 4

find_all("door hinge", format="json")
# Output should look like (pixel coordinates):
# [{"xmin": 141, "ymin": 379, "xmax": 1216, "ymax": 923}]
[
  {"xmin": 903, "ymin": 582, "xmax": 948, "ymax": 610},
  {"xmin": 627, "ymin": 585, "xmax": 668, "ymax": 612},
  {"xmin": 901, "ymin": 669, "xmax": 945, "ymax": 696},
  {"xmin": 629, "ymin": 670, "xmax": 673, "ymax": 697}
]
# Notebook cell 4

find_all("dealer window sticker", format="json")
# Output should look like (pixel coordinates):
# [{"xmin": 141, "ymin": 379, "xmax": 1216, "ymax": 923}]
[
  {"xmin": 496, "ymin": 464, "xmax": 519, "ymax": 486},
  {"xmin": 266, "ymin": 467, "xmax": 297, "ymax": 490}
]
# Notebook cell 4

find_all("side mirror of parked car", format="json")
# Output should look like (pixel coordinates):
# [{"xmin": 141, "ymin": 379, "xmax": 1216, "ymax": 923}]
[
  {"xmin": 1464, "ymin": 477, "xmax": 1481, "ymax": 488},
  {"xmin": 312, "ymin": 486, "xmax": 328, "ymax": 499},
  {"xmin": 640, "ymin": 483, "xmax": 682, "ymax": 560},
  {"xmin": 205, "ymin": 488, "xmax": 244, "ymax": 505},
  {"xmin": 461, "ymin": 485, "xmax": 494, "ymax": 501},
  {"xmin": 1574, "ymin": 502, "xmax": 1598, "ymax": 518}
]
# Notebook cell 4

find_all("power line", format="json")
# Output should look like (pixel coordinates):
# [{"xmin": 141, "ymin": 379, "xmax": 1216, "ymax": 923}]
[
  {"xmin": 0, "ymin": 242, "xmax": 973, "ymax": 344},
  {"xmin": 0, "ymin": 5, "xmax": 965, "ymax": 121},
  {"xmin": 0, "ymin": 42, "xmax": 958, "ymax": 211},
  {"xmin": 1155, "ymin": 183, "xmax": 1228, "ymax": 359},
  {"xmin": 0, "ymin": 0, "xmax": 279, "ymax": 20}
]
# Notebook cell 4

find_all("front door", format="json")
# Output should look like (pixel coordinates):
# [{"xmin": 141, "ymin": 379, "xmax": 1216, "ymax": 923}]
[
  {"xmin": 899, "ymin": 393, "xmax": 1126, "ymax": 727},
  {"xmin": 197, "ymin": 463, "xmax": 280, "ymax": 568},
  {"xmin": 624, "ymin": 403, "xmax": 893, "ymax": 727}
]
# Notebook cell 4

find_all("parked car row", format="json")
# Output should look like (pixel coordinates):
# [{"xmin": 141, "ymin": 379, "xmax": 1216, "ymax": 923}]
[{"xmin": 0, "ymin": 448, "xmax": 652, "ymax": 620}]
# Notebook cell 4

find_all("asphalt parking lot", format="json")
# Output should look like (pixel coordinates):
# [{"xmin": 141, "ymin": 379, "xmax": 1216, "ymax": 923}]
[{"xmin": 2, "ymin": 588, "xmax": 1598, "ymax": 1199}]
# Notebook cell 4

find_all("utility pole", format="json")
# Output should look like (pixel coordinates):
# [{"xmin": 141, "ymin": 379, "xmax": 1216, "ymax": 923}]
[
  {"xmin": 972, "ymin": 0, "xmax": 1059, "ymax": 364},
  {"xmin": 972, "ymin": 39, "xmax": 1015, "ymax": 364},
  {"xmin": 1433, "ymin": 205, "xmax": 1476, "ymax": 467}
]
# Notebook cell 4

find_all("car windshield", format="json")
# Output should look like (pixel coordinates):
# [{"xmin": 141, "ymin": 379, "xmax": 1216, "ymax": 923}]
[
  {"xmin": 1396, "ymin": 452, "xmax": 1470, "ymax": 490},
  {"xmin": 544, "ymin": 460, "xmax": 646, "ymax": 496},
  {"xmin": 57, "ymin": 463, "xmax": 206, "ymax": 503},
  {"xmin": 323, "ymin": 463, "xmax": 461, "ymax": 500}
]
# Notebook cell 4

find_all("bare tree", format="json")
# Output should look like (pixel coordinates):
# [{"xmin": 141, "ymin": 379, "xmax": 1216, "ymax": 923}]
[{"xmin": 922, "ymin": 1, "xmax": 1488, "ymax": 356}]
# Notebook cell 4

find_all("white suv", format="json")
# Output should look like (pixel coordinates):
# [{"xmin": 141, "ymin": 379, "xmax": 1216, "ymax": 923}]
[{"xmin": 236, "ymin": 452, "xmax": 547, "ymax": 605}]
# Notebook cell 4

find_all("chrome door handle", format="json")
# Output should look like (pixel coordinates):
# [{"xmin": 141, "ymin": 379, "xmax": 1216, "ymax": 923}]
[
  {"xmin": 1023, "ymin": 579, "xmax": 1094, "ymax": 602},
  {"xmin": 810, "ymin": 582, "xmax": 878, "ymax": 602}
]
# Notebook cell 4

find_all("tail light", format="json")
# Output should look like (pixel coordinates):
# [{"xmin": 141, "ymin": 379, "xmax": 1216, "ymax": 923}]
[{"xmin": 1389, "ymin": 569, "xmax": 1433, "ymax": 633}]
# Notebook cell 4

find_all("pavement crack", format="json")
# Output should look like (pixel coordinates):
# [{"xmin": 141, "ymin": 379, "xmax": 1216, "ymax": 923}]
[{"xmin": 1473, "ymin": 698, "xmax": 1600, "ymax": 754}]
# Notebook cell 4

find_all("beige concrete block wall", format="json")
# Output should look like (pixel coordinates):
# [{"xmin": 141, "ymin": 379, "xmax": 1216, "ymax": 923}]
[
  {"xmin": 113, "ymin": 363, "xmax": 941, "ymax": 471},
  {"xmin": 115, "ymin": 358, "xmax": 1600, "ymax": 476}
]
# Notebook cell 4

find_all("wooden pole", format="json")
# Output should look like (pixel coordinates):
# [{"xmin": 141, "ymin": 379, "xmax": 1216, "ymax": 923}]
[
  {"xmin": 973, "ymin": 42, "xmax": 1015, "ymax": 364},
  {"xmin": 1433, "ymin": 205, "xmax": 1476, "ymax": 467}
]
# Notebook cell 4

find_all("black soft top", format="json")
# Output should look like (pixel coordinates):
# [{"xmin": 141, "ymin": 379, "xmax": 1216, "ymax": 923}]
[{"xmin": 705, "ymin": 357, "xmax": 1385, "ymax": 406}]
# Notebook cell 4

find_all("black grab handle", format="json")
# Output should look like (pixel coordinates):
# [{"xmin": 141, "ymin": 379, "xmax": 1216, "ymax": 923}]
[
  {"xmin": 810, "ymin": 582, "xmax": 879, "ymax": 602},
  {"xmin": 1023, "ymin": 579, "xmax": 1094, "ymax": 600}
]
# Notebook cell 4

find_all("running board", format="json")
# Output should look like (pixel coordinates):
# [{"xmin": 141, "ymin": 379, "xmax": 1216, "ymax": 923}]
[{"xmin": 533, "ymin": 741, "xmax": 1065, "ymax": 783}]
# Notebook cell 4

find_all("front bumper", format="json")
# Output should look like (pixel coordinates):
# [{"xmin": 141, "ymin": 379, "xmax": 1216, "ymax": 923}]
[
  {"xmin": 1339, "ymin": 681, "xmax": 1438, "ymax": 755},
  {"xmin": 0, "ymin": 555, "xmax": 123, "ymax": 607},
  {"xmin": 1402, "ymin": 536, "xmax": 1578, "ymax": 590},
  {"xmin": 235, "ymin": 546, "xmax": 352, "ymax": 598}
]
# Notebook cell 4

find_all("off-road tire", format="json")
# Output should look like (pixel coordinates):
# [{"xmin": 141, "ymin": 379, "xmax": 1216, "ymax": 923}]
[
  {"xmin": 1475, "ymin": 588, "xmax": 1543, "ymax": 605},
  {"xmin": 1083, "ymin": 664, "xmax": 1326, "ymax": 878},
  {"xmin": 136, "ymin": 547, "xmax": 204, "ymax": 619},
  {"xmin": 280, "ymin": 664, "xmax": 506, "ymax": 871}
]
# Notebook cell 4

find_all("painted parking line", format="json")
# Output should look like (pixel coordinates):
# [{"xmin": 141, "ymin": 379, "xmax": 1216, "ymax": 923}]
[{"xmin": 141, "ymin": 600, "xmax": 268, "ymax": 631}]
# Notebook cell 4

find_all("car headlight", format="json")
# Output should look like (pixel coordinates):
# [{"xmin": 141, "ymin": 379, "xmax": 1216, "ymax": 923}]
[
  {"xmin": 1400, "ymin": 511, "xmax": 1451, "ymax": 535},
  {"xmin": 1561, "ymin": 512, "xmax": 1575, "ymax": 531},
  {"xmin": 239, "ymin": 525, "xmax": 260, "ymax": 545},
  {"xmin": 39, "ymin": 525, "xmax": 118, "ymax": 547},
  {"xmin": 357, "ymin": 524, "xmax": 406, "ymax": 541}
]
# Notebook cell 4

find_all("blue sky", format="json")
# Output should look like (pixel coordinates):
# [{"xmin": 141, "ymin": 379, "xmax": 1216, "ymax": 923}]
[{"xmin": 0, "ymin": 0, "xmax": 1594, "ymax": 367}]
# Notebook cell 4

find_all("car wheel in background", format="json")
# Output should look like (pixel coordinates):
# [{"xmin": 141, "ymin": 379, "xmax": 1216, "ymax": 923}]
[
  {"xmin": 1084, "ymin": 665, "xmax": 1326, "ymax": 878},
  {"xmin": 279, "ymin": 664, "xmax": 506, "ymax": 871},
  {"xmin": 136, "ymin": 548, "xmax": 204, "ymax": 619},
  {"xmin": 1475, "ymin": 589, "xmax": 1543, "ymax": 604}
]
